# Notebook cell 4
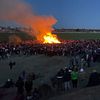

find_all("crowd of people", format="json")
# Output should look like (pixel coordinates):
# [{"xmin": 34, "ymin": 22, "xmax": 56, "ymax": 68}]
[
  {"xmin": 2, "ymin": 63, "xmax": 100, "ymax": 100},
  {"xmin": 0, "ymin": 40, "xmax": 100, "ymax": 100},
  {"xmin": 0, "ymin": 40, "xmax": 100, "ymax": 69},
  {"xmin": 1, "ymin": 70, "xmax": 41, "ymax": 100},
  {"xmin": 51, "ymin": 66, "xmax": 79, "ymax": 91},
  {"xmin": 51, "ymin": 65, "xmax": 100, "ymax": 91},
  {"xmin": 0, "ymin": 40, "xmax": 100, "ymax": 59}
]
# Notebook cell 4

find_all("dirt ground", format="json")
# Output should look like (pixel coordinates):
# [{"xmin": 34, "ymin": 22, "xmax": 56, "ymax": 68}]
[{"xmin": 48, "ymin": 85, "xmax": 100, "ymax": 100}]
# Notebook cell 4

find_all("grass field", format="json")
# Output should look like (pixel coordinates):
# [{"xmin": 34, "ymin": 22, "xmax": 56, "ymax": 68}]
[
  {"xmin": 0, "ymin": 55, "xmax": 69, "ymax": 85},
  {"xmin": 57, "ymin": 32, "xmax": 100, "ymax": 40},
  {"xmin": 0, "ymin": 32, "xmax": 100, "ymax": 41},
  {"xmin": 0, "ymin": 55, "xmax": 100, "ymax": 87},
  {"xmin": 0, "ymin": 32, "xmax": 35, "ymax": 41}
]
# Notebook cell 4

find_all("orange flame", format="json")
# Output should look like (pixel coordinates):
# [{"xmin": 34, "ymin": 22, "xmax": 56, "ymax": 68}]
[
  {"xmin": 0, "ymin": 0, "xmax": 61, "ymax": 44},
  {"xmin": 43, "ymin": 32, "xmax": 61, "ymax": 44}
]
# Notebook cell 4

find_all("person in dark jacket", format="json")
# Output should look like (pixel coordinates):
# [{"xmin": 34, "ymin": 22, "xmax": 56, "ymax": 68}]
[
  {"xmin": 16, "ymin": 77, "xmax": 24, "ymax": 94},
  {"xmin": 56, "ymin": 69, "xmax": 64, "ymax": 91},
  {"xmin": 87, "ymin": 70, "xmax": 100, "ymax": 87},
  {"xmin": 63, "ymin": 68, "xmax": 71, "ymax": 90},
  {"xmin": 25, "ymin": 78, "xmax": 33, "ymax": 96},
  {"xmin": 9, "ymin": 61, "xmax": 16, "ymax": 70}
]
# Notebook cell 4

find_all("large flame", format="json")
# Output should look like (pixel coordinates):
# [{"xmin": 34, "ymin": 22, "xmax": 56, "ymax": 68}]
[
  {"xmin": 43, "ymin": 32, "xmax": 61, "ymax": 44},
  {"xmin": 0, "ymin": 0, "xmax": 61, "ymax": 44}
]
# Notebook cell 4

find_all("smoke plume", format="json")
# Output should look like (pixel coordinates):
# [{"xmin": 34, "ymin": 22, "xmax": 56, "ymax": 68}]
[
  {"xmin": 9, "ymin": 34, "xmax": 22, "ymax": 44},
  {"xmin": 0, "ymin": 0, "xmax": 57, "ymax": 41}
]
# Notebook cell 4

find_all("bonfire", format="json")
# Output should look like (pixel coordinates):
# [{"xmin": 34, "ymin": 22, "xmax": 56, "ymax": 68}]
[{"xmin": 43, "ymin": 32, "xmax": 61, "ymax": 44}]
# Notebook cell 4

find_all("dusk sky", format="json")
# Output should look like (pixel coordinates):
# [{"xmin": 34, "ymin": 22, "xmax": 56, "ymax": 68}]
[
  {"xmin": 25, "ymin": 0, "xmax": 100, "ymax": 29},
  {"xmin": 1, "ymin": 0, "xmax": 100, "ymax": 29}
]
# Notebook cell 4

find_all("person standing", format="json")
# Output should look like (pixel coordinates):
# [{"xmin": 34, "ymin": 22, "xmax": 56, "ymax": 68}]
[
  {"xmin": 25, "ymin": 77, "xmax": 33, "ymax": 97},
  {"xmin": 9, "ymin": 61, "xmax": 16, "ymax": 70},
  {"xmin": 15, "ymin": 77, "xmax": 24, "ymax": 100},
  {"xmin": 63, "ymin": 68, "xmax": 71, "ymax": 91},
  {"xmin": 56, "ymin": 69, "xmax": 64, "ymax": 91},
  {"xmin": 87, "ymin": 70, "xmax": 100, "ymax": 87},
  {"xmin": 16, "ymin": 77, "xmax": 24, "ymax": 95},
  {"xmin": 71, "ymin": 68, "xmax": 78, "ymax": 88}
]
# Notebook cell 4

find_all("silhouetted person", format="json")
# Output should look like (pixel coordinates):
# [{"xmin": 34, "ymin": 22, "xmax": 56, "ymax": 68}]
[
  {"xmin": 63, "ymin": 68, "xmax": 71, "ymax": 90},
  {"xmin": 16, "ymin": 77, "xmax": 24, "ymax": 95},
  {"xmin": 56, "ymin": 69, "xmax": 64, "ymax": 91},
  {"xmin": 87, "ymin": 70, "xmax": 100, "ymax": 87},
  {"xmin": 9, "ymin": 61, "xmax": 16, "ymax": 70},
  {"xmin": 25, "ymin": 78, "xmax": 33, "ymax": 96}
]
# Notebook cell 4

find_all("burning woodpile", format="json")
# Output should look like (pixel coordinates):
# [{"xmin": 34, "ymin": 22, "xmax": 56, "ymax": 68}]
[
  {"xmin": 0, "ymin": 0, "xmax": 61, "ymax": 44},
  {"xmin": 42, "ymin": 32, "xmax": 61, "ymax": 44}
]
